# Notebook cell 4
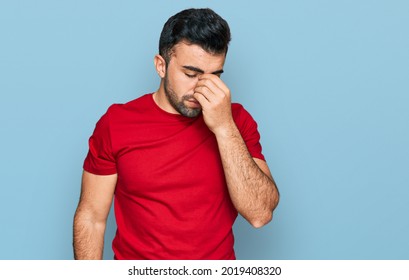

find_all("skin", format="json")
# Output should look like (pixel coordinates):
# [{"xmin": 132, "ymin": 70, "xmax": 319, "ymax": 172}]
[
  {"xmin": 73, "ymin": 41, "xmax": 279, "ymax": 259},
  {"xmin": 73, "ymin": 172, "xmax": 116, "ymax": 259},
  {"xmin": 154, "ymin": 42, "xmax": 279, "ymax": 227}
]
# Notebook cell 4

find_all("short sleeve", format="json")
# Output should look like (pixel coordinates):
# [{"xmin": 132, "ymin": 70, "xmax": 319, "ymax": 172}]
[
  {"xmin": 83, "ymin": 108, "xmax": 117, "ymax": 175},
  {"xmin": 233, "ymin": 104, "xmax": 266, "ymax": 161}
]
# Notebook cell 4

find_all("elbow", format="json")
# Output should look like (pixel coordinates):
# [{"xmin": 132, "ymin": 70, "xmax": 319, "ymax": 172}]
[
  {"xmin": 241, "ymin": 199, "xmax": 279, "ymax": 229},
  {"xmin": 248, "ymin": 211, "xmax": 273, "ymax": 229},
  {"xmin": 250, "ymin": 193, "xmax": 279, "ymax": 228}
]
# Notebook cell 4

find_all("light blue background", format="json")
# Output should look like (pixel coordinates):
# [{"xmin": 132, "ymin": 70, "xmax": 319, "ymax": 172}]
[{"xmin": 1, "ymin": 0, "xmax": 408, "ymax": 260}]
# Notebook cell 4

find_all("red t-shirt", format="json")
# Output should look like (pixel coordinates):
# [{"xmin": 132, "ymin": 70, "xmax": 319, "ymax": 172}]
[{"xmin": 83, "ymin": 93, "xmax": 265, "ymax": 259}]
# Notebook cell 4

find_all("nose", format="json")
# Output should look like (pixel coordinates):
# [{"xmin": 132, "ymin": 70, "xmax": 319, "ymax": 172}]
[{"xmin": 190, "ymin": 77, "xmax": 200, "ymax": 95}]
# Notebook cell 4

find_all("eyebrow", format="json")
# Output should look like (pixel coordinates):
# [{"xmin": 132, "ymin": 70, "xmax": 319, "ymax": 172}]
[{"xmin": 182, "ymin": 65, "xmax": 224, "ymax": 75}]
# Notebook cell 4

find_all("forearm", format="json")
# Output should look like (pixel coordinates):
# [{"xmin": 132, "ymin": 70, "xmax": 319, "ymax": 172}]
[
  {"xmin": 215, "ymin": 123, "xmax": 279, "ymax": 228},
  {"xmin": 73, "ymin": 210, "xmax": 106, "ymax": 260},
  {"xmin": 192, "ymin": 74, "xmax": 279, "ymax": 226}
]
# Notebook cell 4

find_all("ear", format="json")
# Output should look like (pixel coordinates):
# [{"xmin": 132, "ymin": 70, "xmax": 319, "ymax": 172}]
[{"xmin": 154, "ymin": 54, "xmax": 166, "ymax": 78}]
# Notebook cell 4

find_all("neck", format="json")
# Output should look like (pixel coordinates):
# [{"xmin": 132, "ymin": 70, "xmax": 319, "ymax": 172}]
[{"xmin": 153, "ymin": 81, "xmax": 176, "ymax": 114}]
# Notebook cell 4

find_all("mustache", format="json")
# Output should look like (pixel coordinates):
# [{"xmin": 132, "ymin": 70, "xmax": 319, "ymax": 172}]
[{"xmin": 181, "ymin": 94, "xmax": 196, "ymax": 101}]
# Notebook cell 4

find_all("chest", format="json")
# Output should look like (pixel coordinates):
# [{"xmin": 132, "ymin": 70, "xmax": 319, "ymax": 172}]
[{"xmin": 112, "ymin": 117, "xmax": 226, "ymax": 197}]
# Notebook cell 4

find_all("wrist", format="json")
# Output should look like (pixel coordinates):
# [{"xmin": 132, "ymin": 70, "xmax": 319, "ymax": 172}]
[{"xmin": 213, "ymin": 120, "xmax": 239, "ymax": 139}]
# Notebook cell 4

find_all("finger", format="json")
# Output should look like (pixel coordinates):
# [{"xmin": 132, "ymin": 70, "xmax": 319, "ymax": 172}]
[
  {"xmin": 199, "ymin": 74, "xmax": 229, "ymax": 93},
  {"xmin": 194, "ymin": 85, "xmax": 216, "ymax": 101},
  {"xmin": 196, "ymin": 79, "xmax": 226, "ymax": 102},
  {"xmin": 193, "ymin": 91, "xmax": 210, "ymax": 107},
  {"xmin": 197, "ymin": 76, "xmax": 223, "ymax": 93},
  {"xmin": 197, "ymin": 76, "xmax": 230, "ymax": 102}
]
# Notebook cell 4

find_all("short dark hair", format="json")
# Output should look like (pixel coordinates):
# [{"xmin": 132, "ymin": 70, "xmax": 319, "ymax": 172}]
[{"xmin": 159, "ymin": 8, "xmax": 231, "ymax": 63}]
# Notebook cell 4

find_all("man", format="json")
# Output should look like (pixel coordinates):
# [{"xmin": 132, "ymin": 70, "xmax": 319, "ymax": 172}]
[{"xmin": 73, "ymin": 8, "xmax": 279, "ymax": 260}]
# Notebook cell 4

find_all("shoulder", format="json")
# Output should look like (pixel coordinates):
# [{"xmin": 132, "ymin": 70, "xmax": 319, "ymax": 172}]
[
  {"xmin": 231, "ymin": 102, "xmax": 260, "ymax": 136},
  {"xmin": 231, "ymin": 103, "xmax": 244, "ymax": 118},
  {"xmin": 231, "ymin": 103, "xmax": 255, "ymax": 124},
  {"xmin": 104, "ymin": 93, "xmax": 153, "ymax": 118}
]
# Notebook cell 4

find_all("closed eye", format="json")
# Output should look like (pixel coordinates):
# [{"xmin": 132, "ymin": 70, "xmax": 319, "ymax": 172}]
[{"xmin": 185, "ymin": 73, "xmax": 197, "ymax": 78}]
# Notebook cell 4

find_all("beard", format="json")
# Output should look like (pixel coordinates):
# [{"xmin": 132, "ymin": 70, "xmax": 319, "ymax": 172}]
[{"xmin": 164, "ymin": 74, "xmax": 201, "ymax": 118}]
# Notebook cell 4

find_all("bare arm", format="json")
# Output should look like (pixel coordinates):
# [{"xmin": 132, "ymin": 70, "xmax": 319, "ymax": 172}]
[
  {"xmin": 73, "ymin": 170, "xmax": 117, "ymax": 259},
  {"xmin": 194, "ymin": 74, "xmax": 279, "ymax": 228},
  {"xmin": 215, "ymin": 125, "xmax": 279, "ymax": 228}
]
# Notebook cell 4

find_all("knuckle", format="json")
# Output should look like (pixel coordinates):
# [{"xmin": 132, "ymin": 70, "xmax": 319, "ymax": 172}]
[{"xmin": 203, "ymin": 79, "xmax": 212, "ymax": 87}]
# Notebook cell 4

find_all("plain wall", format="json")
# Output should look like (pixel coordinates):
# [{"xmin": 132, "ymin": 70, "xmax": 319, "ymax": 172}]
[{"xmin": 1, "ymin": 0, "xmax": 408, "ymax": 259}]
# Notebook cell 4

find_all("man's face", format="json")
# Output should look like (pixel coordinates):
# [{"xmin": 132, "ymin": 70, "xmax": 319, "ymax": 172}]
[{"xmin": 163, "ymin": 42, "xmax": 226, "ymax": 117}]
